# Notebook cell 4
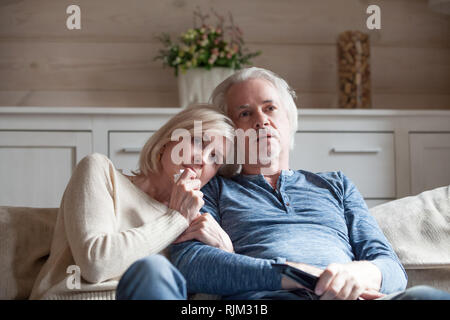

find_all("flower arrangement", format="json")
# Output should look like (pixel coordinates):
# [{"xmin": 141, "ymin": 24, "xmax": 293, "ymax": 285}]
[{"xmin": 154, "ymin": 8, "xmax": 261, "ymax": 76}]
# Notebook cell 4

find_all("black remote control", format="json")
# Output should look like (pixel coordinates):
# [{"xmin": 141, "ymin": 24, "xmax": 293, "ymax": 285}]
[{"xmin": 273, "ymin": 263, "xmax": 319, "ymax": 293}]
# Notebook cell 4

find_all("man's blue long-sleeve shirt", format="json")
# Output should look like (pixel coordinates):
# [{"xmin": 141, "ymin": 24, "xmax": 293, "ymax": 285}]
[{"xmin": 170, "ymin": 170, "xmax": 407, "ymax": 297}]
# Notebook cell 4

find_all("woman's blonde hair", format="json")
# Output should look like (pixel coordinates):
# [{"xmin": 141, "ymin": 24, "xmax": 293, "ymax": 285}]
[{"xmin": 138, "ymin": 104, "xmax": 236, "ymax": 177}]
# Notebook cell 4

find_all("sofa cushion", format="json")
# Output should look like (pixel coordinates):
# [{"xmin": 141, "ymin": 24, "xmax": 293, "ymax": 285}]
[
  {"xmin": 370, "ymin": 185, "xmax": 450, "ymax": 292},
  {"xmin": 0, "ymin": 207, "xmax": 57, "ymax": 299},
  {"xmin": 370, "ymin": 185, "xmax": 450, "ymax": 269},
  {"xmin": 406, "ymin": 268, "xmax": 450, "ymax": 292}
]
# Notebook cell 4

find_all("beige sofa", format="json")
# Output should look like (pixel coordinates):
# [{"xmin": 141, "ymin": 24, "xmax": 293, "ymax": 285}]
[{"xmin": 1, "ymin": 185, "xmax": 449, "ymax": 299}]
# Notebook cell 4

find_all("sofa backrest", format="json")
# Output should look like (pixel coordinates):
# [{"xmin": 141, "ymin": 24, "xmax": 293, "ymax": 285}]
[{"xmin": 0, "ymin": 206, "xmax": 58, "ymax": 300}]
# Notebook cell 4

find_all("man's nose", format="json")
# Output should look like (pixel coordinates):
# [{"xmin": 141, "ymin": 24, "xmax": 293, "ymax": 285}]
[{"xmin": 253, "ymin": 110, "xmax": 269, "ymax": 129}]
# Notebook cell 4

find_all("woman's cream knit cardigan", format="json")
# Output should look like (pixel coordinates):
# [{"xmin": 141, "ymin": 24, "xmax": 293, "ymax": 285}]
[{"xmin": 29, "ymin": 153, "xmax": 189, "ymax": 300}]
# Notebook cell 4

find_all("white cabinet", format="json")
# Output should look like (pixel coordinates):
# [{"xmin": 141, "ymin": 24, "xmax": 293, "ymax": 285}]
[
  {"xmin": 0, "ymin": 107, "xmax": 449, "ymax": 209},
  {"xmin": 0, "ymin": 131, "xmax": 91, "ymax": 207},
  {"xmin": 109, "ymin": 131, "xmax": 154, "ymax": 174},
  {"xmin": 290, "ymin": 132, "xmax": 396, "ymax": 200},
  {"xmin": 409, "ymin": 133, "xmax": 450, "ymax": 195}
]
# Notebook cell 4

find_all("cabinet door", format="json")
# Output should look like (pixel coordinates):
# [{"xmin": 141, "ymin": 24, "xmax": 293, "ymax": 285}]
[
  {"xmin": 109, "ymin": 131, "xmax": 154, "ymax": 174},
  {"xmin": 0, "ymin": 131, "xmax": 91, "ymax": 207},
  {"xmin": 410, "ymin": 133, "xmax": 450, "ymax": 195},
  {"xmin": 290, "ymin": 132, "xmax": 396, "ymax": 199}
]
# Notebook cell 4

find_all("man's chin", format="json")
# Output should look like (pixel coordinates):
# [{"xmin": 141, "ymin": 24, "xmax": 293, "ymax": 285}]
[
  {"xmin": 254, "ymin": 152, "xmax": 281, "ymax": 168},
  {"xmin": 259, "ymin": 144, "xmax": 281, "ymax": 163}
]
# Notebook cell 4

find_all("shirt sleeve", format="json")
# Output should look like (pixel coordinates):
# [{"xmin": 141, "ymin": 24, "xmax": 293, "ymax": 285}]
[
  {"xmin": 340, "ymin": 171, "xmax": 408, "ymax": 294},
  {"xmin": 169, "ymin": 176, "xmax": 283, "ymax": 296}
]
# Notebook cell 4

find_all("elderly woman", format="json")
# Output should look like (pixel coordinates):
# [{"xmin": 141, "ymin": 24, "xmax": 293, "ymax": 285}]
[{"xmin": 29, "ymin": 105, "xmax": 236, "ymax": 300}]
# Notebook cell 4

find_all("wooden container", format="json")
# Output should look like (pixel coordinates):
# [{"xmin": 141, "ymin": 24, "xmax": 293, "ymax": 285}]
[{"xmin": 338, "ymin": 31, "xmax": 371, "ymax": 108}]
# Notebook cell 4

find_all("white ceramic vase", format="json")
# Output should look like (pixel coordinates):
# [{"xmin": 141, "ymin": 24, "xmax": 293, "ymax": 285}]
[{"xmin": 177, "ymin": 67, "xmax": 235, "ymax": 108}]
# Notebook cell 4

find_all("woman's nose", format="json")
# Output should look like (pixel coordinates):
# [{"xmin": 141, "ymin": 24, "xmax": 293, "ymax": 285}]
[
  {"xmin": 191, "ymin": 149, "xmax": 201, "ymax": 165},
  {"xmin": 190, "ymin": 144, "xmax": 205, "ymax": 165}
]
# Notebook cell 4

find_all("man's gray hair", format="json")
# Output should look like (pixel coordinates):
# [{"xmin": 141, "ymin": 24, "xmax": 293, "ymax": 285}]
[{"xmin": 209, "ymin": 67, "xmax": 298, "ymax": 150}]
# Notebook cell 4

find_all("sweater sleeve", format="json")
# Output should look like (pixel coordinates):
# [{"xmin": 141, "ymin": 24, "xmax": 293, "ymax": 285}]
[
  {"xmin": 61, "ymin": 153, "xmax": 188, "ymax": 284},
  {"xmin": 169, "ymin": 177, "xmax": 283, "ymax": 296},
  {"xmin": 340, "ymin": 172, "xmax": 408, "ymax": 294}
]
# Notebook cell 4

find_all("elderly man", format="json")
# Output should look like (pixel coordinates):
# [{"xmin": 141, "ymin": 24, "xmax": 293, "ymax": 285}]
[
  {"xmin": 169, "ymin": 67, "xmax": 404, "ymax": 300},
  {"xmin": 117, "ymin": 67, "xmax": 450, "ymax": 300}
]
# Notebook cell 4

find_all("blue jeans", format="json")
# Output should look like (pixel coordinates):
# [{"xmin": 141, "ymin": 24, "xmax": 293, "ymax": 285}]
[
  {"xmin": 116, "ymin": 255, "xmax": 450, "ymax": 300},
  {"xmin": 229, "ymin": 286, "xmax": 450, "ymax": 300},
  {"xmin": 116, "ymin": 254, "xmax": 187, "ymax": 300}
]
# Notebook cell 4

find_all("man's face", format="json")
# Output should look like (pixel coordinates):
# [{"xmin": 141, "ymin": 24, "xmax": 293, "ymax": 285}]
[{"xmin": 225, "ymin": 78, "xmax": 291, "ymax": 167}]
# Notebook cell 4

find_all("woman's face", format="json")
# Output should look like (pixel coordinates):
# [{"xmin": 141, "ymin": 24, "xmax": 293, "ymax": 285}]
[{"xmin": 160, "ymin": 134, "xmax": 231, "ymax": 188}]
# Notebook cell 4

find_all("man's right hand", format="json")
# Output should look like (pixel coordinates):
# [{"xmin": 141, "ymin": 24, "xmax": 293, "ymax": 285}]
[{"xmin": 281, "ymin": 261, "xmax": 385, "ymax": 300}]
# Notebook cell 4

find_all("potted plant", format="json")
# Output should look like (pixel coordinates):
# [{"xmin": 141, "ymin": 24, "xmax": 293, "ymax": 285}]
[{"xmin": 154, "ymin": 8, "xmax": 261, "ymax": 108}]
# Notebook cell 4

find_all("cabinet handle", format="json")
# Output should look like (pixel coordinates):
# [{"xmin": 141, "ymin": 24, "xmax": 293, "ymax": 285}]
[
  {"xmin": 121, "ymin": 147, "xmax": 141, "ymax": 153},
  {"xmin": 331, "ymin": 147, "xmax": 381, "ymax": 154}
]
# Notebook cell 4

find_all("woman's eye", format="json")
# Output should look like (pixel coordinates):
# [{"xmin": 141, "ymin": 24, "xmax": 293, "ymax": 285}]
[
  {"xmin": 208, "ymin": 151, "xmax": 224, "ymax": 164},
  {"xmin": 192, "ymin": 136, "xmax": 203, "ymax": 146},
  {"xmin": 209, "ymin": 151, "xmax": 218, "ymax": 160},
  {"xmin": 267, "ymin": 105, "xmax": 275, "ymax": 111}
]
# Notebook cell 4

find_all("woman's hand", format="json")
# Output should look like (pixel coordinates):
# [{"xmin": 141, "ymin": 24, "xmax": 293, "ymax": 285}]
[
  {"xmin": 168, "ymin": 168, "xmax": 204, "ymax": 225},
  {"xmin": 173, "ymin": 212, "xmax": 234, "ymax": 253}
]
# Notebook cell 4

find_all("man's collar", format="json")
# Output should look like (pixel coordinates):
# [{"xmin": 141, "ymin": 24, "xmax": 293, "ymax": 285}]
[{"xmin": 239, "ymin": 169, "xmax": 294, "ymax": 178}]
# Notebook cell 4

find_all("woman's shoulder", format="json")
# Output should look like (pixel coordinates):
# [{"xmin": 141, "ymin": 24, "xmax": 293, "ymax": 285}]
[
  {"xmin": 78, "ymin": 153, "xmax": 112, "ymax": 167},
  {"xmin": 60, "ymin": 153, "xmax": 118, "ymax": 203},
  {"xmin": 72, "ymin": 153, "xmax": 115, "ymax": 180}
]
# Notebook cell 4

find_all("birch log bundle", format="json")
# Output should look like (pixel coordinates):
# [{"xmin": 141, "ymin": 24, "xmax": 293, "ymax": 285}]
[{"xmin": 338, "ymin": 31, "xmax": 371, "ymax": 109}]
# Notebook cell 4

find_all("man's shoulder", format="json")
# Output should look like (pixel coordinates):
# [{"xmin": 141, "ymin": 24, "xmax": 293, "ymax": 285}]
[
  {"xmin": 295, "ymin": 169, "xmax": 346, "ymax": 183},
  {"xmin": 295, "ymin": 169, "xmax": 360, "ymax": 201},
  {"xmin": 202, "ymin": 174, "xmax": 236, "ymax": 191},
  {"xmin": 294, "ymin": 169, "xmax": 349, "ymax": 196}
]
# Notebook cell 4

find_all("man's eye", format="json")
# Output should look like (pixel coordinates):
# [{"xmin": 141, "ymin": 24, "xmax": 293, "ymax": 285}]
[
  {"xmin": 240, "ymin": 111, "xmax": 250, "ymax": 117},
  {"xmin": 267, "ymin": 105, "xmax": 275, "ymax": 111}
]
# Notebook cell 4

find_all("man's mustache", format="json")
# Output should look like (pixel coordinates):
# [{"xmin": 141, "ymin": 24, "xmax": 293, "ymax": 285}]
[{"xmin": 249, "ymin": 128, "xmax": 280, "ymax": 144}]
